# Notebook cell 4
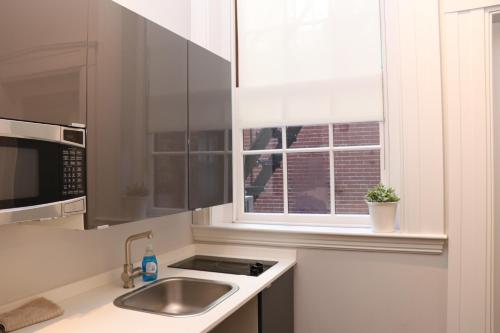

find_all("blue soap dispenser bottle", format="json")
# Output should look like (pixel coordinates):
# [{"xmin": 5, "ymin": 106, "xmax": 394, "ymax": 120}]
[{"xmin": 142, "ymin": 244, "xmax": 158, "ymax": 282}]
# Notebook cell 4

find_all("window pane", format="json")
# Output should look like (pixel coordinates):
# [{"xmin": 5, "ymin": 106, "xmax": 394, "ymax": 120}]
[
  {"xmin": 244, "ymin": 154, "xmax": 283, "ymax": 213},
  {"xmin": 286, "ymin": 125, "xmax": 329, "ymax": 148},
  {"xmin": 288, "ymin": 152, "xmax": 330, "ymax": 214},
  {"xmin": 333, "ymin": 122, "xmax": 380, "ymax": 147},
  {"xmin": 334, "ymin": 150, "xmax": 381, "ymax": 214},
  {"xmin": 243, "ymin": 128, "xmax": 282, "ymax": 150},
  {"xmin": 154, "ymin": 132, "xmax": 186, "ymax": 152}
]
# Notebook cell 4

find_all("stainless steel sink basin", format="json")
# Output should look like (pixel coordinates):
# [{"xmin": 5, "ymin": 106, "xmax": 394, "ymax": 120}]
[{"xmin": 114, "ymin": 277, "xmax": 239, "ymax": 317}]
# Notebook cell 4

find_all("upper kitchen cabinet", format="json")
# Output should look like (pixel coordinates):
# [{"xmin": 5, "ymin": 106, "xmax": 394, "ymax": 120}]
[
  {"xmin": 188, "ymin": 42, "xmax": 232, "ymax": 209},
  {"xmin": 85, "ymin": 0, "xmax": 188, "ymax": 228},
  {"xmin": 0, "ymin": 0, "xmax": 88, "ymax": 126}
]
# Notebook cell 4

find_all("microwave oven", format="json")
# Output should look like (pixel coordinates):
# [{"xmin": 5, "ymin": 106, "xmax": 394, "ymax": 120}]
[{"xmin": 0, "ymin": 119, "xmax": 86, "ymax": 225}]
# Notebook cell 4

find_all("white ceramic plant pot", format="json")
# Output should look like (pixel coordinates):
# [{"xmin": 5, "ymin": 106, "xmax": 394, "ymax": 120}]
[{"xmin": 366, "ymin": 201, "xmax": 398, "ymax": 233}]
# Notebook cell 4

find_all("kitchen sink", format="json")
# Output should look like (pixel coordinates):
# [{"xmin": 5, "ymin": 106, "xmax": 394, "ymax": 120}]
[{"xmin": 114, "ymin": 277, "xmax": 238, "ymax": 317}]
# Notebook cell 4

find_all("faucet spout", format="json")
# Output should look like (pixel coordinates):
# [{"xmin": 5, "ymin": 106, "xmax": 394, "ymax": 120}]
[{"xmin": 125, "ymin": 231, "xmax": 153, "ymax": 265}]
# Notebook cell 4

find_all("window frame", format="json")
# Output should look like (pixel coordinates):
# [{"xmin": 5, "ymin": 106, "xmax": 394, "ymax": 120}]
[
  {"xmin": 233, "ymin": 123, "xmax": 387, "ymax": 227},
  {"xmin": 232, "ymin": 0, "xmax": 392, "ymax": 228}
]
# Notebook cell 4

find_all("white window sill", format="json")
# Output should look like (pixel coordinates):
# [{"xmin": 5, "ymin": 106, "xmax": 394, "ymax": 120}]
[{"xmin": 192, "ymin": 223, "xmax": 447, "ymax": 254}]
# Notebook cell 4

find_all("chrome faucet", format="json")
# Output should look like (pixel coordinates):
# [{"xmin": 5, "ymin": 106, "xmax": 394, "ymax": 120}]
[{"xmin": 121, "ymin": 230, "xmax": 153, "ymax": 288}]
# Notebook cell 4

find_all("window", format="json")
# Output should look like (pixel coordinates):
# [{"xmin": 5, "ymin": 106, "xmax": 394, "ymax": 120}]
[
  {"xmin": 237, "ymin": 122, "xmax": 383, "ymax": 226},
  {"xmin": 234, "ymin": 0, "xmax": 385, "ymax": 226}
]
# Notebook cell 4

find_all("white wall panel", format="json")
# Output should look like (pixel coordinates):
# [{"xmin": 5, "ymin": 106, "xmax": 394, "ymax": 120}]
[
  {"xmin": 384, "ymin": 0, "xmax": 444, "ymax": 234},
  {"xmin": 190, "ymin": 0, "xmax": 231, "ymax": 60},
  {"xmin": 443, "ymin": 9, "xmax": 491, "ymax": 333},
  {"xmin": 442, "ymin": 12, "xmax": 462, "ymax": 333},
  {"xmin": 492, "ymin": 18, "xmax": 500, "ymax": 333},
  {"xmin": 190, "ymin": 0, "xmax": 209, "ymax": 49},
  {"xmin": 207, "ymin": 0, "xmax": 231, "ymax": 61}
]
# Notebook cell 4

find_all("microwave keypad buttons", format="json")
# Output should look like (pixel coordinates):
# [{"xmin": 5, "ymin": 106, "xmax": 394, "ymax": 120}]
[{"xmin": 62, "ymin": 147, "xmax": 85, "ymax": 197}]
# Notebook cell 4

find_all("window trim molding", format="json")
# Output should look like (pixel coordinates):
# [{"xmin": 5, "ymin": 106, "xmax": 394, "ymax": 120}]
[{"xmin": 192, "ymin": 223, "xmax": 447, "ymax": 254}]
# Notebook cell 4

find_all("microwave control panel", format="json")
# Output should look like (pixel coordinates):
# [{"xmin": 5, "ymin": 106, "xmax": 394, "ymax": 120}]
[{"xmin": 62, "ymin": 146, "xmax": 85, "ymax": 198}]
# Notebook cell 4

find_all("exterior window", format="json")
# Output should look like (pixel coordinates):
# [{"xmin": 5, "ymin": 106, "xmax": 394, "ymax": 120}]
[{"xmin": 239, "ymin": 122, "xmax": 383, "ymax": 225}]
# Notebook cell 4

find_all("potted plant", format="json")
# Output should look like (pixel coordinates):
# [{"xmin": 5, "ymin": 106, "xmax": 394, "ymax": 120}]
[{"xmin": 365, "ymin": 183, "xmax": 400, "ymax": 233}]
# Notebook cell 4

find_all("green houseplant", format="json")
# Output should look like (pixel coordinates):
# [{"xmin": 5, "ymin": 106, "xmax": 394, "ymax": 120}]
[{"xmin": 365, "ymin": 184, "xmax": 400, "ymax": 233}]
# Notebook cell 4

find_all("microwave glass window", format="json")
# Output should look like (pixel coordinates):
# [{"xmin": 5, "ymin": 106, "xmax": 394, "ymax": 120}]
[{"xmin": 0, "ymin": 146, "xmax": 39, "ymax": 201}]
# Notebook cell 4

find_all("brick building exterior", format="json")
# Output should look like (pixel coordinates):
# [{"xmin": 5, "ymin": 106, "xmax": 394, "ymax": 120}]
[{"xmin": 244, "ymin": 122, "xmax": 381, "ymax": 215}]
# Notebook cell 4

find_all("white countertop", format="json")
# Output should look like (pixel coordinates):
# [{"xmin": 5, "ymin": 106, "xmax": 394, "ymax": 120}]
[{"xmin": 2, "ymin": 244, "xmax": 296, "ymax": 333}]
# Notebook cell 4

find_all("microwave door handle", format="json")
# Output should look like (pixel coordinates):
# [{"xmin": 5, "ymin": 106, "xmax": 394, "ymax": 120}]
[{"xmin": 0, "ymin": 119, "xmax": 62, "ymax": 143}]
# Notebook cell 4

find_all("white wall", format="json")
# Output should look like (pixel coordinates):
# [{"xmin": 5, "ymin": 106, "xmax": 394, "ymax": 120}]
[
  {"xmin": 442, "ymin": 8, "xmax": 493, "ymax": 333},
  {"xmin": 0, "ymin": 212, "xmax": 193, "ymax": 306},
  {"xmin": 493, "ymin": 18, "xmax": 500, "ymax": 333},
  {"xmin": 294, "ymin": 249, "xmax": 447, "ymax": 333}
]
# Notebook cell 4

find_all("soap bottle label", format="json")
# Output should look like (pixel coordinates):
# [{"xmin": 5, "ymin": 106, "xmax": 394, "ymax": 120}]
[{"xmin": 145, "ymin": 261, "xmax": 157, "ymax": 274}]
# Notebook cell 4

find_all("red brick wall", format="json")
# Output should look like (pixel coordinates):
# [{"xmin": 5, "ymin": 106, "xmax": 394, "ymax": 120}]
[
  {"xmin": 332, "ymin": 122, "xmax": 381, "ymax": 214},
  {"xmin": 288, "ymin": 151, "xmax": 330, "ymax": 214},
  {"xmin": 244, "ymin": 122, "xmax": 381, "ymax": 215},
  {"xmin": 288, "ymin": 125, "xmax": 329, "ymax": 148},
  {"xmin": 333, "ymin": 122, "xmax": 380, "ymax": 146},
  {"xmin": 334, "ymin": 150, "xmax": 380, "ymax": 214}
]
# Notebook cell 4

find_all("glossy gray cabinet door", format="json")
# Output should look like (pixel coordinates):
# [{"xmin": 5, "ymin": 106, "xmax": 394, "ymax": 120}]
[
  {"xmin": 85, "ymin": 0, "xmax": 188, "ymax": 228},
  {"xmin": 0, "ymin": 0, "xmax": 88, "ymax": 126},
  {"xmin": 188, "ymin": 42, "xmax": 232, "ymax": 209}
]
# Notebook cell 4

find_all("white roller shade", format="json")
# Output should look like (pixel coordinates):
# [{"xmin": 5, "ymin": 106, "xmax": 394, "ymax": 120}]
[{"xmin": 236, "ymin": 0, "xmax": 384, "ymax": 128}]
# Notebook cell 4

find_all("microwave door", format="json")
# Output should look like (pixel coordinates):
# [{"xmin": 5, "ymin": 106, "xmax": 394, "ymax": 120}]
[{"xmin": 0, "ymin": 136, "xmax": 63, "ymax": 224}]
